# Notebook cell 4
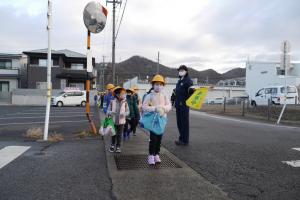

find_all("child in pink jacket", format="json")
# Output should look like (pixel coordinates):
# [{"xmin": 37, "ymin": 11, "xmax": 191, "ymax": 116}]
[
  {"xmin": 142, "ymin": 75, "xmax": 171, "ymax": 165},
  {"xmin": 107, "ymin": 86, "xmax": 129, "ymax": 153}
]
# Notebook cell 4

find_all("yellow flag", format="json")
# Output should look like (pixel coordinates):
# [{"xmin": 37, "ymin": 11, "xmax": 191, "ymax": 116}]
[{"xmin": 186, "ymin": 88, "xmax": 208, "ymax": 110}]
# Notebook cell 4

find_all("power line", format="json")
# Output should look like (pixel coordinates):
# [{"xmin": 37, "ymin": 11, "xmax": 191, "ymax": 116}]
[{"xmin": 115, "ymin": 0, "xmax": 128, "ymax": 40}]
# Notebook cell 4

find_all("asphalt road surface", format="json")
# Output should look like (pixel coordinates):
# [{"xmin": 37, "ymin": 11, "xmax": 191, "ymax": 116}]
[
  {"xmin": 0, "ymin": 106, "xmax": 299, "ymax": 200},
  {"xmin": 163, "ymin": 110, "xmax": 300, "ymax": 200},
  {"xmin": 0, "ymin": 106, "xmax": 113, "ymax": 200}
]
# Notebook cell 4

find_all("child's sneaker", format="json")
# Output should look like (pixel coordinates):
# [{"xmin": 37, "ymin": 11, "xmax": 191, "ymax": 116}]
[
  {"xmin": 115, "ymin": 147, "xmax": 121, "ymax": 153},
  {"xmin": 109, "ymin": 144, "xmax": 115, "ymax": 153},
  {"xmin": 148, "ymin": 155, "xmax": 155, "ymax": 165},
  {"xmin": 154, "ymin": 155, "xmax": 161, "ymax": 163}
]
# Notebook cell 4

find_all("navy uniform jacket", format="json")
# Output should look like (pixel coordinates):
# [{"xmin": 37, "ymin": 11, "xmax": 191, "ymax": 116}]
[{"xmin": 175, "ymin": 76, "xmax": 193, "ymax": 107}]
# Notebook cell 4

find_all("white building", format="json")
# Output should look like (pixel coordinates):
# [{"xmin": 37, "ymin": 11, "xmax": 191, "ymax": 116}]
[
  {"xmin": 0, "ymin": 53, "xmax": 26, "ymax": 103},
  {"xmin": 246, "ymin": 61, "xmax": 300, "ymax": 99},
  {"xmin": 123, "ymin": 77, "xmax": 246, "ymax": 101}
]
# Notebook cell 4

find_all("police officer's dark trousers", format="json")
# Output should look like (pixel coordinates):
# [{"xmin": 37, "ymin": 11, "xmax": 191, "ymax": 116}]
[{"xmin": 176, "ymin": 104, "xmax": 189, "ymax": 144}]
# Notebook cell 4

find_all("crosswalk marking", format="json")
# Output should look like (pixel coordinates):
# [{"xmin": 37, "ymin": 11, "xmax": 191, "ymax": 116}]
[
  {"xmin": 282, "ymin": 160, "xmax": 300, "ymax": 167},
  {"xmin": 282, "ymin": 148, "xmax": 300, "ymax": 168},
  {"xmin": 0, "ymin": 146, "xmax": 31, "ymax": 169},
  {"xmin": 292, "ymin": 148, "xmax": 300, "ymax": 152}
]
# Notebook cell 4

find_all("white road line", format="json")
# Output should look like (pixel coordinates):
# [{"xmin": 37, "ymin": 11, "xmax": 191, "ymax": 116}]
[
  {"xmin": 0, "ymin": 120, "xmax": 88, "ymax": 126},
  {"xmin": 282, "ymin": 148, "xmax": 300, "ymax": 168},
  {"xmin": 0, "ymin": 115, "xmax": 93, "ymax": 120},
  {"xmin": 191, "ymin": 110, "xmax": 299, "ymax": 130},
  {"xmin": 4, "ymin": 111, "xmax": 87, "ymax": 116},
  {"xmin": 282, "ymin": 160, "xmax": 300, "ymax": 167},
  {"xmin": 292, "ymin": 148, "xmax": 300, "ymax": 152},
  {"xmin": 0, "ymin": 146, "xmax": 31, "ymax": 169}
]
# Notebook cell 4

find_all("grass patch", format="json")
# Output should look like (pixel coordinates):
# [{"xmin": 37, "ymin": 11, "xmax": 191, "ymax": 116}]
[
  {"xmin": 48, "ymin": 132, "xmax": 64, "ymax": 142},
  {"xmin": 24, "ymin": 128, "xmax": 64, "ymax": 142},
  {"xmin": 24, "ymin": 127, "xmax": 43, "ymax": 140},
  {"xmin": 74, "ymin": 130, "xmax": 96, "ymax": 139}
]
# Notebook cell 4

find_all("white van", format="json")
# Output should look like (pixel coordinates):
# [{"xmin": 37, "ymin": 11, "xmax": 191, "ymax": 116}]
[
  {"xmin": 251, "ymin": 85, "xmax": 298, "ymax": 106},
  {"xmin": 51, "ymin": 90, "xmax": 86, "ymax": 107}
]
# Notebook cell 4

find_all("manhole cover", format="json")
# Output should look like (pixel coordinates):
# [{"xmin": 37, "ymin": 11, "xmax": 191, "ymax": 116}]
[{"xmin": 114, "ymin": 154, "xmax": 182, "ymax": 170}]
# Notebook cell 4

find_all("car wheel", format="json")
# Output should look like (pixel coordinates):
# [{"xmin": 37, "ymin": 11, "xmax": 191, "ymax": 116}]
[
  {"xmin": 81, "ymin": 101, "xmax": 86, "ymax": 107},
  {"xmin": 57, "ymin": 101, "xmax": 63, "ymax": 107},
  {"xmin": 251, "ymin": 101, "xmax": 257, "ymax": 107}
]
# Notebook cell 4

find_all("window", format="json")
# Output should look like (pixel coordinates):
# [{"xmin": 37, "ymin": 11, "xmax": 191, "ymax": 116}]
[
  {"xmin": 257, "ymin": 89, "xmax": 264, "ymax": 96},
  {"xmin": 270, "ymin": 88, "xmax": 278, "ymax": 94},
  {"xmin": 38, "ymin": 59, "xmax": 56, "ymax": 67},
  {"xmin": 281, "ymin": 87, "xmax": 297, "ymax": 93},
  {"xmin": 0, "ymin": 60, "xmax": 12, "ymax": 69},
  {"xmin": 265, "ymin": 88, "xmax": 272, "ymax": 94},
  {"xmin": 276, "ymin": 67, "xmax": 285, "ymax": 75},
  {"xmin": 69, "ymin": 83, "xmax": 84, "ymax": 90},
  {"xmin": 39, "ymin": 59, "xmax": 47, "ymax": 67},
  {"xmin": 74, "ymin": 92, "xmax": 84, "ymax": 96},
  {"xmin": 71, "ymin": 63, "xmax": 84, "ymax": 70},
  {"xmin": 0, "ymin": 81, "xmax": 9, "ymax": 92}
]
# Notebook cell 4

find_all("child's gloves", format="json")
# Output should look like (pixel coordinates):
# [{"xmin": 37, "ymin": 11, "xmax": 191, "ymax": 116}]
[{"xmin": 155, "ymin": 107, "xmax": 165, "ymax": 116}]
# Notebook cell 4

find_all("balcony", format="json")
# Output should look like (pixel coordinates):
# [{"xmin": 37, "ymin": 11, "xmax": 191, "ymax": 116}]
[
  {"xmin": 0, "ymin": 68, "xmax": 19, "ymax": 78},
  {"xmin": 56, "ymin": 68, "xmax": 96, "ymax": 80}
]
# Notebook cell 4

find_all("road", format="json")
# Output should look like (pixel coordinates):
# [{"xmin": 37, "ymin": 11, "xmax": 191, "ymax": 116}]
[
  {"xmin": 163, "ymin": 110, "xmax": 300, "ymax": 200},
  {"xmin": 0, "ymin": 106, "xmax": 299, "ymax": 199},
  {"xmin": 0, "ymin": 106, "xmax": 113, "ymax": 200}
]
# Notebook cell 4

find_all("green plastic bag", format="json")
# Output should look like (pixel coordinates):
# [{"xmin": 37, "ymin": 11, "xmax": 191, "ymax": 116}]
[{"xmin": 99, "ymin": 117, "xmax": 116, "ymax": 136}]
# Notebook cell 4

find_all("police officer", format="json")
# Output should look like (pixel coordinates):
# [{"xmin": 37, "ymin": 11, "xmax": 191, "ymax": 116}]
[{"xmin": 175, "ymin": 65, "xmax": 193, "ymax": 146}]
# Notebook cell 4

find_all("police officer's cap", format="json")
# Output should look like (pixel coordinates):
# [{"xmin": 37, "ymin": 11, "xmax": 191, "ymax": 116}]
[{"xmin": 177, "ymin": 65, "xmax": 188, "ymax": 71}]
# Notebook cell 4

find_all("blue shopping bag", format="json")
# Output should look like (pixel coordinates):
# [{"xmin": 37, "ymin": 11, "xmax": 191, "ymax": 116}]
[{"xmin": 139, "ymin": 112, "xmax": 167, "ymax": 135}]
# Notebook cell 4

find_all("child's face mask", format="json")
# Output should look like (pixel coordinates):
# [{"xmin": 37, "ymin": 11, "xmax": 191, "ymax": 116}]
[
  {"xmin": 117, "ymin": 91, "xmax": 126, "ymax": 100},
  {"xmin": 154, "ymin": 83, "xmax": 164, "ymax": 93}
]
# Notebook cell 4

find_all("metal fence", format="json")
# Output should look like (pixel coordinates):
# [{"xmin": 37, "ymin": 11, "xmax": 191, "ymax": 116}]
[{"xmin": 202, "ymin": 99, "xmax": 300, "ymax": 125}]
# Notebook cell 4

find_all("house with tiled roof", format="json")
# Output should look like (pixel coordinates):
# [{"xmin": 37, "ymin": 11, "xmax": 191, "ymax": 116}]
[{"xmin": 22, "ymin": 49, "xmax": 96, "ymax": 90}]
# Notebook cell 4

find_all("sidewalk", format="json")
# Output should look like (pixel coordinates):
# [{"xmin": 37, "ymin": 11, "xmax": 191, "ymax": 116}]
[{"xmin": 103, "ymin": 120, "xmax": 231, "ymax": 200}]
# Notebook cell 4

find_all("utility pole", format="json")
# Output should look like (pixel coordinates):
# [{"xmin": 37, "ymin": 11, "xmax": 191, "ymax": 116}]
[
  {"xmin": 107, "ymin": 0, "xmax": 121, "ymax": 84},
  {"xmin": 157, "ymin": 51, "xmax": 160, "ymax": 74},
  {"xmin": 44, "ymin": 0, "xmax": 52, "ymax": 141},
  {"xmin": 101, "ymin": 55, "xmax": 106, "ymax": 91}
]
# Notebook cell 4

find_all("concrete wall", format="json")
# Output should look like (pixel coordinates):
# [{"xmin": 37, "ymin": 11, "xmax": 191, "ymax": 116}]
[
  {"xmin": 0, "ymin": 78, "xmax": 18, "ymax": 92},
  {"xmin": 12, "ymin": 89, "xmax": 98, "ymax": 106},
  {"xmin": 130, "ymin": 83, "xmax": 246, "ymax": 102}
]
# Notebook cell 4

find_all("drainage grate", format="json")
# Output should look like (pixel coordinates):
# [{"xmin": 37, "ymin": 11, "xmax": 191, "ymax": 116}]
[{"xmin": 114, "ymin": 154, "xmax": 182, "ymax": 170}]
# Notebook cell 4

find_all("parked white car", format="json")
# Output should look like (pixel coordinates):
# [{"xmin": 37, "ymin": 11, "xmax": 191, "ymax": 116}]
[
  {"xmin": 51, "ymin": 90, "xmax": 86, "ymax": 107},
  {"xmin": 209, "ymin": 97, "xmax": 224, "ymax": 104},
  {"xmin": 251, "ymin": 85, "xmax": 298, "ymax": 106}
]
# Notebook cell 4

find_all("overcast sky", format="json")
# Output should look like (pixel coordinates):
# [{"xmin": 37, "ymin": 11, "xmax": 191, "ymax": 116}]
[{"xmin": 0, "ymin": 0, "xmax": 299, "ymax": 73}]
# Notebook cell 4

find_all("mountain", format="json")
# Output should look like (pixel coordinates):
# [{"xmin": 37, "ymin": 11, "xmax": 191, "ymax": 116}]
[
  {"xmin": 95, "ymin": 55, "xmax": 245, "ymax": 85},
  {"xmin": 221, "ymin": 68, "xmax": 246, "ymax": 79}
]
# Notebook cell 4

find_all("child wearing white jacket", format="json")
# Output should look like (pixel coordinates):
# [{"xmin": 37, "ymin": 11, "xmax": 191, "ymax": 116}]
[
  {"xmin": 142, "ymin": 75, "xmax": 171, "ymax": 165},
  {"xmin": 107, "ymin": 86, "xmax": 129, "ymax": 153}
]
